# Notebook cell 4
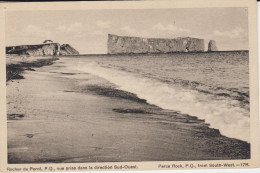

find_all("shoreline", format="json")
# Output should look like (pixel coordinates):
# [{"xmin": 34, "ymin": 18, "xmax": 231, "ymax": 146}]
[
  {"xmin": 7, "ymin": 55, "xmax": 250, "ymax": 163},
  {"xmin": 6, "ymin": 56, "xmax": 59, "ymax": 82}
]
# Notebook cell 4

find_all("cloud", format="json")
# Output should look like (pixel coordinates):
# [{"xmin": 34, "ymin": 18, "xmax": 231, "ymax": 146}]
[
  {"xmin": 120, "ymin": 26, "xmax": 137, "ymax": 35},
  {"xmin": 152, "ymin": 23, "xmax": 190, "ymax": 34},
  {"xmin": 24, "ymin": 24, "xmax": 51, "ymax": 38},
  {"xmin": 120, "ymin": 24, "xmax": 190, "ymax": 38},
  {"xmin": 58, "ymin": 22, "xmax": 84, "ymax": 33},
  {"xmin": 96, "ymin": 20, "xmax": 110, "ymax": 29},
  {"xmin": 213, "ymin": 27, "xmax": 247, "ymax": 39}
]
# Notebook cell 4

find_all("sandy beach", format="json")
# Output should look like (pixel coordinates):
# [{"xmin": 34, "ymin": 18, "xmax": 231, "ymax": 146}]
[{"xmin": 7, "ymin": 56, "xmax": 250, "ymax": 163}]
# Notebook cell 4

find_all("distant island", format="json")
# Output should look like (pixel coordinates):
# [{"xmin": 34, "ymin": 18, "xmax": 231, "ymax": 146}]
[
  {"xmin": 107, "ymin": 34, "xmax": 218, "ymax": 54},
  {"xmin": 6, "ymin": 40, "xmax": 79, "ymax": 56}
]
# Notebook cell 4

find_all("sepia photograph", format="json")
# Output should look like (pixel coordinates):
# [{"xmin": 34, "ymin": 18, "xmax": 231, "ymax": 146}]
[{"xmin": 0, "ymin": 0, "xmax": 259, "ymax": 172}]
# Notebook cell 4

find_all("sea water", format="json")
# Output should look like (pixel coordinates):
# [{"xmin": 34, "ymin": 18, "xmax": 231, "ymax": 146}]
[{"xmin": 60, "ymin": 51, "xmax": 250, "ymax": 142}]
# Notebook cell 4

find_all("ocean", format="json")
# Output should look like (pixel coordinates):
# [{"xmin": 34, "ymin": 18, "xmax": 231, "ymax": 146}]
[{"xmin": 59, "ymin": 51, "xmax": 250, "ymax": 143}]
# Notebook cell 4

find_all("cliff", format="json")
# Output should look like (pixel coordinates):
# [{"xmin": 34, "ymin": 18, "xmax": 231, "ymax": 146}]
[
  {"xmin": 208, "ymin": 40, "xmax": 218, "ymax": 52},
  {"xmin": 6, "ymin": 43, "xmax": 79, "ymax": 56},
  {"xmin": 107, "ymin": 34, "xmax": 205, "ymax": 54},
  {"xmin": 60, "ymin": 44, "xmax": 79, "ymax": 55}
]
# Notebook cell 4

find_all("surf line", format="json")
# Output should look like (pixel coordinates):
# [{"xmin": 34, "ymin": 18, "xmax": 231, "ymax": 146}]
[{"xmin": 72, "ymin": 61, "xmax": 250, "ymax": 143}]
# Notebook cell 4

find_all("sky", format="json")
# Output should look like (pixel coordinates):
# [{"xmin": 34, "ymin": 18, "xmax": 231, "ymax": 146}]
[{"xmin": 5, "ymin": 8, "xmax": 248, "ymax": 54}]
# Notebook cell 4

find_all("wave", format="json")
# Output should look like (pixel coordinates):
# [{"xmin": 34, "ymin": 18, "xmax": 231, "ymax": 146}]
[
  {"xmin": 102, "ymin": 63, "xmax": 250, "ymax": 111},
  {"xmin": 70, "ymin": 61, "xmax": 250, "ymax": 143}
]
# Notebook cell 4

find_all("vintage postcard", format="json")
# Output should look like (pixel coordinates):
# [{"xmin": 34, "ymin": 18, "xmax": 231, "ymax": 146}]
[{"xmin": 0, "ymin": 0, "xmax": 259, "ymax": 172}]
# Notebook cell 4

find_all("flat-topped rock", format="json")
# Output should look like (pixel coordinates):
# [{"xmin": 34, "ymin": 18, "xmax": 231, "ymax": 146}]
[{"xmin": 107, "ymin": 34, "xmax": 205, "ymax": 54}]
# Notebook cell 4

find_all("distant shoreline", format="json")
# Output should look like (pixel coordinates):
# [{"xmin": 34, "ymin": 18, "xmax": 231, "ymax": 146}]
[
  {"xmin": 5, "ymin": 50, "xmax": 249, "ymax": 59},
  {"xmin": 62, "ymin": 50, "xmax": 249, "ymax": 57}
]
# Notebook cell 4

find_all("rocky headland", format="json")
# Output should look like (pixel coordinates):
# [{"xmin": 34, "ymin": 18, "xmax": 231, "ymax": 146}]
[
  {"xmin": 107, "ymin": 34, "xmax": 205, "ymax": 54},
  {"xmin": 6, "ymin": 42, "xmax": 79, "ymax": 56}
]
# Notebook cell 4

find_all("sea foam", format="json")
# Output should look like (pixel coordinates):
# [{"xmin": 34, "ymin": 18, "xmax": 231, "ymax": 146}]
[{"xmin": 71, "ymin": 61, "xmax": 250, "ymax": 143}]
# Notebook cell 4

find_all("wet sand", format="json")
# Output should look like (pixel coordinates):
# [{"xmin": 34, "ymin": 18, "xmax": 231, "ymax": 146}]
[{"xmin": 7, "ymin": 57, "xmax": 250, "ymax": 163}]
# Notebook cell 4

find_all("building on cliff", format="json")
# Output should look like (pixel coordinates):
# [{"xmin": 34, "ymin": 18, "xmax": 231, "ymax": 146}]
[
  {"xmin": 6, "ymin": 42, "xmax": 79, "ymax": 56},
  {"xmin": 107, "ymin": 34, "xmax": 205, "ymax": 54},
  {"xmin": 43, "ymin": 40, "xmax": 54, "ymax": 44}
]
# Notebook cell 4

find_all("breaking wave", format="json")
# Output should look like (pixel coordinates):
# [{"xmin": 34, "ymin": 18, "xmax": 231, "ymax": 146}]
[{"xmin": 70, "ymin": 61, "xmax": 250, "ymax": 143}]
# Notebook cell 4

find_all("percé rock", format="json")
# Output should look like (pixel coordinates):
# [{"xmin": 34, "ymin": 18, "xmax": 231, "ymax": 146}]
[
  {"xmin": 107, "ymin": 34, "xmax": 204, "ymax": 54},
  {"xmin": 6, "ymin": 43, "xmax": 79, "ymax": 56},
  {"xmin": 208, "ymin": 40, "xmax": 218, "ymax": 52}
]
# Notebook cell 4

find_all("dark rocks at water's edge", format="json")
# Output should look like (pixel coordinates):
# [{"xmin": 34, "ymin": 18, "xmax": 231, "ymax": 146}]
[
  {"xmin": 107, "ymin": 34, "xmax": 205, "ymax": 54},
  {"xmin": 6, "ymin": 42, "xmax": 79, "ymax": 56},
  {"xmin": 6, "ymin": 58, "xmax": 59, "ymax": 82},
  {"xmin": 208, "ymin": 40, "xmax": 218, "ymax": 52}
]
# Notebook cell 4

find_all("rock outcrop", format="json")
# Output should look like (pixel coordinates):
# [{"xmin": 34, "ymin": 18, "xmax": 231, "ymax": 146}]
[
  {"xmin": 107, "ymin": 34, "xmax": 205, "ymax": 54},
  {"xmin": 6, "ymin": 43, "xmax": 79, "ymax": 56},
  {"xmin": 208, "ymin": 40, "xmax": 218, "ymax": 52},
  {"xmin": 60, "ymin": 44, "xmax": 79, "ymax": 55}
]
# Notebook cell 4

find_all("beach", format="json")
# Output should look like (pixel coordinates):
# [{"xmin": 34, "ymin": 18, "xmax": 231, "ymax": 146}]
[{"xmin": 6, "ymin": 54, "xmax": 250, "ymax": 163}]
